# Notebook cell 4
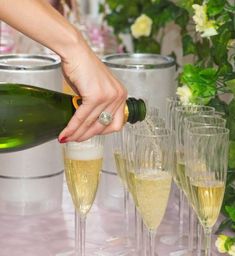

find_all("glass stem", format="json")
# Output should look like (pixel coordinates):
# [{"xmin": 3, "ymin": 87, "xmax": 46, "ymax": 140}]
[
  {"xmin": 203, "ymin": 227, "xmax": 212, "ymax": 256},
  {"xmin": 197, "ymin": 222, "xmax": 203, "ymax": 256},
  {"xmin": 188, "ymin": 206, "xmax": 194, "ymax": 252},
  {"xmin": 148, "ymin": 231, "xmax": 156, "ymax": 256},
  {"xmin": 124, "ymin": 186, "xmax": 130, "ymax": 239},
  {"xmin": 135, "ymin": 207, "xmax": 144, "ymax": 255},
  {"xmin": 179, "ymin": 189, "xmax": 185, "ymax": 246},
  {"xmin": 75, "ymin": 210, "xmax": 86, "ymax": 256}
]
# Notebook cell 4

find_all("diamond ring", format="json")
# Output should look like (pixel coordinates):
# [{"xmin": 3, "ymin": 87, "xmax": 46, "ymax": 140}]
[{"xmin": 98, "ymin": 111, "xmax": 113, "ymax": 126}]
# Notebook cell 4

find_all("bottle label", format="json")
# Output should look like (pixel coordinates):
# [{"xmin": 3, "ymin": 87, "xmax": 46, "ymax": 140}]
[{"xmin": 72, "ymin": 96, "xmax": 82, "ymax": 109}]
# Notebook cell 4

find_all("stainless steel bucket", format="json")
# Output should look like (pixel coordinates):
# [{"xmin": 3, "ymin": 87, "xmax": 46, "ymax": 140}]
[{"xmin": 0, "ymin": 54, "xmax": 64, "ymax": 215}]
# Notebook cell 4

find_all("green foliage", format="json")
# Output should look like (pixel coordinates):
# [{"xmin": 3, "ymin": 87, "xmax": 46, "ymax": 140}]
[
  {"xmin": 100, "ymin": 0, "xmax": 235, "ymax": 233},
  {"xmin": 100, "ymin": 0, "xmax": 186, "ymax": 53}
]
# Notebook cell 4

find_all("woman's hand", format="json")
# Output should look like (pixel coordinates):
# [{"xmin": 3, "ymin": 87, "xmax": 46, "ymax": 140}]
[
  {"xmin": 0, "ymin": 0, "xmax": 127, "ymax": 142},
  {"xmin": 58, "ymin": 36, "xmax": 127, "ymax": 142}
]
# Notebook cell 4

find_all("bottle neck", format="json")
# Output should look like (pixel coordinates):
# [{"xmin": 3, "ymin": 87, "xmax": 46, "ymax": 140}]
[
  {"xmin": 126, "ymin": 97, "xmax": 146, "ymax": 124},
  {"xmin": 71, "ymin": 96, "xmax": 146, "ymax": 124}
]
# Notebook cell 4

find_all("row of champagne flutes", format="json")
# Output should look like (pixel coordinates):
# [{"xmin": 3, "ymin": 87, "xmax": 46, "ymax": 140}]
[
  {"xmin": 60, "ymin": 109, "xmax": 170, "ymax": 256},
  {"xmin": 166, "ymin": 97, "xmax": 229, "ymax": 256},
  {"xmin": 60, "ymin": 97, "xmax": 229, "ymax": 256}
]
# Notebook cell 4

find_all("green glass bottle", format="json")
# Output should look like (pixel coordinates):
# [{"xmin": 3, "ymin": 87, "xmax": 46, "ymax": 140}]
[{"xmin": 0, "ymin": 83, "xmax": 146, "ymax": 153}]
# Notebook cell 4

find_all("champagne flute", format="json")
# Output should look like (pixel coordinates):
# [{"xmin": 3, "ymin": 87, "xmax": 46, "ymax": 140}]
[
  {"xmin": 185, "ymin": 126, "xmax": 229, "ymax": 256},
  {"xmin": 63, "ymin": 136, "xmax": 104, "ymax": 256},
  {"xmin": 122, "ymin": 124, "xmax": 144, "ymax": 255},
  {"xmin": 112, "ymin": 129, "xmax": 134, "ymax": 247},
  {"xmin": 184, "ymin": 114, "xmax": 226, "ymax": 255},
  {"xmin": 162, "ymin": 96, "xmax": 189, "ymax": 250},
  {"xmin": 133, "ymin": 128, "xmax": 174, "ymax": 256},
  {"xmin": 123, "ymin": 112, "xmax": 165, "ymax": 255},
  {"xmin": 166, "ymin": 96, "xmax": 182, "ymax": 131},
  {"xmin": 174, "ymin": 105, "xmax": 215, "ymax": 254}
]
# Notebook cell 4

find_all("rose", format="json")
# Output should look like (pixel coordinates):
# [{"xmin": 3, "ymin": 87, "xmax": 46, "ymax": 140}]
[
  {"xmin": 215, "ymin": 235, "xmax": 229, "ymax": 253},
  {"xmin": 176, "ymin": 85, "xmax": 192, "ymax": 105},
  {"xmin": 192, "ymin": 4, "xmax": 218, "ymax": 38},
  {"xmin": 229, "ymin": 245, "xmax": 235, "ymax": 256},
  {"xmin": 130, "ymin": 14, "xmax": 153, "ymax": 39}
]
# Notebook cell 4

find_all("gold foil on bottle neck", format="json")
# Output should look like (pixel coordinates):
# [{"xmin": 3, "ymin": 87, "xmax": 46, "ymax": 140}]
[
  {"xmin": 124, "ymin": 104, "xmax": 129, "ymax": 124},
  {"xmin": 72, "ymin": 96, "xmax": 81, "ymax": 109}
]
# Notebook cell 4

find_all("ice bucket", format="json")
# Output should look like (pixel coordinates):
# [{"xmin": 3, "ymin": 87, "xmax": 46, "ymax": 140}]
[
  {"xmin": 0, "ymin": 54, "xmax": 64, "ymax": 215},
  {"xmin": 97, "ymin": 53, "xmax": 176, "ymax": 210}
]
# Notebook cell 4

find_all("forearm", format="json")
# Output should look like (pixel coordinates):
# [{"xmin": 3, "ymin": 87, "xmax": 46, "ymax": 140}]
[{"xmin": 0, "ymin": 0, "xmax": 86, "ymax": 59}]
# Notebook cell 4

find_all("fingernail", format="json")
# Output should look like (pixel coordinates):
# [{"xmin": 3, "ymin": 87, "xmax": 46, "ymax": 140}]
[{"xmin": 58, "ymin": 136, "xmax": 68, "ymax": 144}]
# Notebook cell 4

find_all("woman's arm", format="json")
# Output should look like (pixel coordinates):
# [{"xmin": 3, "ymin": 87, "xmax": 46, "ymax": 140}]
[{"xmin": 0, "ymin": 0, "xmax": 127, "ymax": 142}]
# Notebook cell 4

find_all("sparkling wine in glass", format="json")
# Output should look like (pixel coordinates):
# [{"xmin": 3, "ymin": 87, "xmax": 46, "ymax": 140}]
[
  {"xmin": 133, "ymin": 128, "xmax": 174, "ymax": 256},
  {"xmin": 63, "ymin": 136, "xmax": 104, "ymax": 256},
  {"xmin": 184, "ymin": 114, "xmax": 226, "ymax": 254},
  {"xmin": 185, "ymin": 126, "xmax": 229, "ymax": 256},
  {"xmin": 173, "ymin": 105, "xmax": 215, "ymax": 252}
]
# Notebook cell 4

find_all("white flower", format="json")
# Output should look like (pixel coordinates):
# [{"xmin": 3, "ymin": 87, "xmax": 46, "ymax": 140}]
[
  {"xmin": 215, "ymin": 235, "xmax": 228, "ymax": 253},
  {"xmin": 176, "ymin": 85, "xmax": 192, "ymax": 105},
  {"xmin": 229, "ymin": 245, "xmax": 235, "ymax": 256},
  {"xmin": 192, "ymin": 4, "xmax": 218, "ymax": 38},
  {"xmin": 131, "ymin": 14, "xmax": 153, "ymax": 39}
]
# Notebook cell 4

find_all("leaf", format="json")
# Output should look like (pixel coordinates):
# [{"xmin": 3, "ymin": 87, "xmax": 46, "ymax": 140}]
[
  {"xmin": 173, "ymin": 0, "xmax": 194, "ymax": 14},
  {"xmin": 226, "ymin": 79, "xmax": 235, "ymax": 94},
  {"xmin": 217, "ymin": 62, "xmax": 233, "ymax": 77},
  {"xmin": 182, "ymin": 34, "xmax": 196, "ymax": 55},
  {"xmin": 226, "ymin": 206, "xmax": 235, "ymax": 222},
  {"xmin": 134, "ymin": 38, "xmax": 160, "ymax": 53},
  {"xmin": 212, "ymin": 26, "xmax": 231, "ymax": 65},
  {"xmin": 227, "ymin": 100, "xmax": 235, "ymax": 141},
  {"xmin": 228, "ymin": 141, "xmax": 235, "ymax": 169},
  {"xmin": 207, "ymin": 0, "xmax": 226, "ymax": 17}
]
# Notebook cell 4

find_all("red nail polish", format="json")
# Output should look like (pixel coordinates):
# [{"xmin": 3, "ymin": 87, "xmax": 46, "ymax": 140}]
[{"xmin": 59, "ymin": 136, "xmax": 67, "ymax": 143}]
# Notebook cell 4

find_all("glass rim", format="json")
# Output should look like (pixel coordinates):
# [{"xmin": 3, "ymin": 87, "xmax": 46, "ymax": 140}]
[
  {"xmin": 175, "ymin": 105, "xmax": 215, "ymax": 112},
  {"xmin": 185, "ymin": 114, "xmax": 226, "ymax": 124},
  {"xmin": 166, "ymin": 96, "xmax": 181, "ymax": 102},
  {"xmin": 102, "ymin": 53, "xmax": 175, "ymax": 70},
  {"xmin": 187, "ymin": 126, "xmax": 229, "ymax": 136},
  {"xmin": 133, "ymin": 127, "xmax": 173, "ymax": 138}
]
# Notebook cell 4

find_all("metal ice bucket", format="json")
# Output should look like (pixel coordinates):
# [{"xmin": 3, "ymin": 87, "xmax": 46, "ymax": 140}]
[
  {"xmin": 97, "ymin": 53, "xmax": 176, "ymax": 210},
  {"xmin": 0, "ymin": 54, "xmax": 64, "ymax": 215}
]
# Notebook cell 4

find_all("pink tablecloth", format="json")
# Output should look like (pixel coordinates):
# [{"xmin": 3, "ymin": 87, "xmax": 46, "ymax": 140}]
[{"xmin": 0, "ymin": 177, "xmax": 222, "ymax": 256}]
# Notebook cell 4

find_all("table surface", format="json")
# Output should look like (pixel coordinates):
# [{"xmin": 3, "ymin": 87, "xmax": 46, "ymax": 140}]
[{"xmin": 0, "ymin": 176, "xmax": 223, "ymax": 256}]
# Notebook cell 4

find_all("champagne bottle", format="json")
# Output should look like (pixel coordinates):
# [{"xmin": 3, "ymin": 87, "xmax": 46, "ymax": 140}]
[{"xmin": 0, "ymin": 83, "xmax": 146, "ymax": 152}]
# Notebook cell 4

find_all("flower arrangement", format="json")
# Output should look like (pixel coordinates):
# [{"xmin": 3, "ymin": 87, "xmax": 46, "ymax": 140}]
[
  {"xmin": 216, "ymin": 234, "xmax": 235, "ymax": 255},
  {"xmin": 99, "ymin": 0, "xmax": 188, "ymax": 53},
  {"xmin": 99, "ymin": 0, "xmax": 235, "ymax": 253}
]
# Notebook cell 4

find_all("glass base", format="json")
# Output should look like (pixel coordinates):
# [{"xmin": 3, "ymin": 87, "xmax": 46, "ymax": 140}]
[
  {"xmin": 56, "ymin": 248, "xmax": 136, "ymax": 256},
  {"xmin": 169, "ymin": 249, "xmax": 191, "ymax": 256}
]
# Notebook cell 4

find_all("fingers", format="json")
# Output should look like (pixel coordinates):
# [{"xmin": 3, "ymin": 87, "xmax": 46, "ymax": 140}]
[
  {"xmin": 58, "ymin": 88, "xmax": 127, "ymax": 142},
  {"xmin": 74, "ymin": 102, "xmax": 126, "ymax": 142}
]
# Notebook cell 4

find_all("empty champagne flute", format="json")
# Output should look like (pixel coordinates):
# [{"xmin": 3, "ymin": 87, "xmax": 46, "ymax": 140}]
[
  {"xmin": 63, "ymin": 136, "xmax": 104, "ymax": 256},
  {"xmin": 185, "ymin": 126, "xmax": 229, "ymax": 256},
  {"xmin": 133, "ymin": 128, "xmax": 174, "ymax": 255}
]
